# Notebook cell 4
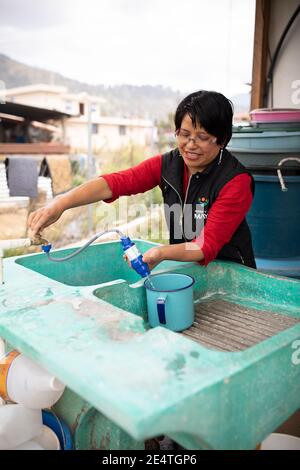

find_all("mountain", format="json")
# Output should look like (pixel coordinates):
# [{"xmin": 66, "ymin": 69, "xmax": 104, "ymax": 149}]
[
  {"xmin": 0, "ymin": 54, "xmax": 184, "ymax": 121},
  {"xmin": 0, "ymin": 53, "xmax": 250, "ymax": 120},
  {"xmin": 230, "ymin": 92, "xmax": 250, "ymax": 114}
]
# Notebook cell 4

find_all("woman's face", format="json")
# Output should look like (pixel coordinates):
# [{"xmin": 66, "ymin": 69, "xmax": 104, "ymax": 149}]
[{"xmin": 176, "ymin": 114, "xmax": 222, "ymax": 174}]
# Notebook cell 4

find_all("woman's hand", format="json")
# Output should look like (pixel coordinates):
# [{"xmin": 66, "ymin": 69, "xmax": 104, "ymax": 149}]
[
  {"xmin": 27, "ymin": 199, "xmax": 65, "ymax": 235},
  {"xmin": 142, "ymin": 247, "xmax": 163, "ymax": 271},
  {"xmin": 123, "ymin": 246, "xmax": 163, "ymax": 272}
]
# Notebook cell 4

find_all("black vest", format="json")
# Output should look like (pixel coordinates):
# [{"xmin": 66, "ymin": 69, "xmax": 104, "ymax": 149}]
[{"xmin": 160, "ymin": 148, "xmax": 256, "ymax": 268}]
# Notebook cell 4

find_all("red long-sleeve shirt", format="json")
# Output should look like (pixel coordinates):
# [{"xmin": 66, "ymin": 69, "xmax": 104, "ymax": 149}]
[{"xmin": 101, "ymin": 154, "xmax": 253, "ymax": 265}]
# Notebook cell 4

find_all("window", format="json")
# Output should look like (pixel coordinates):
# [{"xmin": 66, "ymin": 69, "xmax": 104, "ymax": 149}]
[
  {"xmin": 65, "ymin": 101, "xmax": 72, "ymax": 112},
  {"xmin": 92, "ymin": 123, "xmax": 98, "ymax": 134},
  {"xmin": 119, "ymin": 125, "xmax": 126, "ymax": 136},
  {"xmin": 79, "ymin": 102, "xmax": 85, "ymax": 115}
]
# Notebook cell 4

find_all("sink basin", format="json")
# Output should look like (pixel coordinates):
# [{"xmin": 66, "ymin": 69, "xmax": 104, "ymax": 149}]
[{"xmin": 15, "ymin": 239, "xmax": 180, "ymax": 286}]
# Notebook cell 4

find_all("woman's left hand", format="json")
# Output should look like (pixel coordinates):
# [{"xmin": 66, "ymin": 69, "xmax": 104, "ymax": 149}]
[
  {"xmin": 142, "ymin": 247, "xmax": 163, "ymax": 271},
  {"xmin": 123, "ymin": 247, "xmax": 163, "ymax": 272}
]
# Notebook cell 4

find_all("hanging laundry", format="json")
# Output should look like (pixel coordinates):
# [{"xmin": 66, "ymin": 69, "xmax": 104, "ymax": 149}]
[
  {"xmin": 40, "ymin": 155, "xmax": 72, "ymax": 195},
  {"xmin": 7, "ymin": 156, "xmax": 38, "ymax": 198}
]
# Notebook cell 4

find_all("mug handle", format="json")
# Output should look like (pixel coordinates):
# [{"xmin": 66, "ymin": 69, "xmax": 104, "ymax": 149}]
[{"xmin": 157, "ymin": 297, "xmax": 167, "ymax": 324}]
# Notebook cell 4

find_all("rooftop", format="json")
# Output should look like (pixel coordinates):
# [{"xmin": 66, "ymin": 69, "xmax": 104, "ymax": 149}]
[{"xmin": 0, "ymin": 101, "xmax": 73, "ymax": 121}]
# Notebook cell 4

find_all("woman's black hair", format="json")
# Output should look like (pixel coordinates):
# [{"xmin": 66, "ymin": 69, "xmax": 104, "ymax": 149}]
[{"xmin": 174, "ymin": 90, "xmax": 234, "ymax": 147}]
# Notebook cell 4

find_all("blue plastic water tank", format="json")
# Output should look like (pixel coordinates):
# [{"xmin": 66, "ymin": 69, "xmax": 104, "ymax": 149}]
[
  {"xmin": 247, "ymin": 174, "xmax": 300, "ymax": 258},
  {"xmin": 229, "ymin": 128, "xmax": 300, "ymax": 151},
  {"xmin": 230, "ymin": 124, "xmax": 300, "ymax": 278}
]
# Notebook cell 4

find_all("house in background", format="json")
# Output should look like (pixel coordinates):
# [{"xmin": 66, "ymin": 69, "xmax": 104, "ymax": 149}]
[
  {"xmin": 4, "ymin": 84, "xmax": 157, "ymax": 152},
  {"xmin": 0, "ymin": 99, "xmax": 74, "ymax": 238},
  {"xmin": 0, "ymin": 99, "xmax": 71, "ymax": 154}
]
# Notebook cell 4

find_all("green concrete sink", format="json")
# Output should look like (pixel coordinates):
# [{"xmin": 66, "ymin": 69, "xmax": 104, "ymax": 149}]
[
  {"xmin": 15, "ymin": 240, "xmax": 178, "ymax": 286},
  {"xmin": 1, "ymin": 239, "xmax": 300, "ymax": 450}
]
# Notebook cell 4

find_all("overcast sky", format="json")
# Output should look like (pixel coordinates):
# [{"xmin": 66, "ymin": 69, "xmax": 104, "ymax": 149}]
[{"xmin": 0, "ymin": 0, "xmax": 255, "ymax": 96}]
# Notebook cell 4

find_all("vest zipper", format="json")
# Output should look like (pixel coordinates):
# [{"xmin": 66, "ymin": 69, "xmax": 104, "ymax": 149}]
[
  {"xmin": 183, "ymin": 176, "xmax": 192, "ymax": 211},
  {"xmin": 182, "ymin": 175, "xmax": 192, "ymax": 241},
  {"xmin": 236, "ymin": 248, "xmax": 245, "ymax": 265},
  {"xmin": 161, "ymin": 175, "xmax": 187, "ymax": 241}
]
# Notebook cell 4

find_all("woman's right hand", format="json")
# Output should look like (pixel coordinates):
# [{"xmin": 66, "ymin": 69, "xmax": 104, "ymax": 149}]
[{"xmin": 27, "ymin": 199, "xmax": 65, "ymax": 235}]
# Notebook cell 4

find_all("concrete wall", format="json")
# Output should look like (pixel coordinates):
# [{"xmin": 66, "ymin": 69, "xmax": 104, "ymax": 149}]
[
  {"xmin": 5, "ymin": 89, "xmax": 155, "ymax": 151},
  {"xmin": 268, "ymin": 0, "xmax": 300, "ymax": 108},
  {"xmin": 66, "ymin": 121, "xmax": 154, "ymax": 151},
  {"xmin": 8, "ymin": 91, "xmax": 65, "ymax": 112}
]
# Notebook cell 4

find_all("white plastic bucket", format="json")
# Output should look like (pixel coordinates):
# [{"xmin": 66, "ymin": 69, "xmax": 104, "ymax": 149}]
[
  {"xmin": 1, "ymin": 351, "xmax": 65, "ymax": 408},
  {"xmin": 13, "ymin": 425, "xmax": 60, "ymax": 450},
  {"xmin": 0, "ymin": 404, "xmax": 43, "ymax": 450},
  {"xmin": 34, "ymin": 425, "xmax": 60, "ymax": 450},
  {"xmin": 261, "ymin": 433, "xmax": 300, "ymax": 450}
]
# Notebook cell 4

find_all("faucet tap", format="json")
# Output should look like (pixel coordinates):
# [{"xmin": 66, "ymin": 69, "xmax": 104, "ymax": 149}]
[{"xmin": 0, "ymin": 236, "xmax": 49, "ymax": 285}]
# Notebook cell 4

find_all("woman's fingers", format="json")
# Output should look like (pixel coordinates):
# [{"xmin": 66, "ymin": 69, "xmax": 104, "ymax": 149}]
[
  {"xmin": 123, "ymin": 247, "xmax": 163, "ymax": 272},
  {"xmin": 123, "ymin": 254, "xmax": 131, "ymax": 268},
  {"xmin": 29, "ymin": 212, "xmax": 44, "ymax": 232},
  {"xmin": 142, "ymin": 247, "xmax": 162, "ymax": 271},
  {"xmin": 28, "ymin": 211, "xmax": 47, "ymax": 234},
  {"xmin": 28, "ymin": 203, "xmax": 62, "ymax": 235}
]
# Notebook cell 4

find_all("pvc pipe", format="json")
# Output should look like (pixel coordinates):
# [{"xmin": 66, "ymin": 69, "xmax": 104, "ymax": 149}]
[
  {"xmin": 0, "ymin": 336, "xmax": 5, "ymax": 405},
  {"xmin": 0, "ymin": 249, "xmax": 3, "ymax": 285},
  {"xmin": 0, "ymin": 238, "xmax": 32, "ymax": 251},
  {"xmin": 0, "ymin": 237, "xmax": 46, "ymax": 285}
]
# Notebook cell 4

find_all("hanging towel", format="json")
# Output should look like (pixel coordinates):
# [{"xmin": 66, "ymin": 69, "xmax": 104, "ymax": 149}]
[
  {"xmin": 7, "ymin": 157, "xmax": 38, "ymax": 198},
  {"xmin": 41, "ymin": 155, "xmax": 72, "ymax": 195}
]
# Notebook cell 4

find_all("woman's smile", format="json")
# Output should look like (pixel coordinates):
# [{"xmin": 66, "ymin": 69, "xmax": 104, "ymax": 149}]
[
  {"xmin": 177, "ymin": 114, "xmax": 221, "ymax": 173},
  {"xmin": 185, "ymin": 151, "xmax": 202, "ymax": 161}
]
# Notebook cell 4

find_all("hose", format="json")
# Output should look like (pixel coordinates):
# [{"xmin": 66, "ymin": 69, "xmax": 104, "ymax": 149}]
[{"xmin": 45, "ymin": 229, "xmax": 125, "ymax": 262}]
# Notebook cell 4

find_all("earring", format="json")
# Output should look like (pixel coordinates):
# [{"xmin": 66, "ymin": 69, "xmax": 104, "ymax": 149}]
[{"xmin": 218, "ymin": 148, "xmax": 224, "ymax": 165}]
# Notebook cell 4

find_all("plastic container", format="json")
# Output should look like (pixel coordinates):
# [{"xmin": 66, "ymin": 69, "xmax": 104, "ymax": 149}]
[
  {"xmin": 13, "ymin": 440, "xmax": 45, "ymax": 450},
  {"xmin": 228, "ymin": 130, "xmax": 300, "ymax": 152},
  {"xmin": 247, "ymin": 174, "xmax": 300, "ymax": 259},
  {"xmin": 13, "ymin": 425, "xmax": 61, "ymax": 450},
  {"xmin": 35, "ymin": 425, "xmax": 61, "ymax": 450},
  {"xmin": 42, "ymin": 409, "xmax": 73, "ymax": 450},
  {"xmin": 261, "ymin": 433, "xmax": 300, "ymax": 450},
  {"xmin": 144, "ymin": 273, "xmax": 195, "ymax": 332},
  {"xmin": 227, "ymin": 148, "xmax": 300, "ymax": 168},
  {"xmin": 250, "ymin": 108, "xmax": 300, "ymax": 123},
  {"xmin": 255, "ymin": 256, "xmax": 300, "ymax": 279},
  {"xmin": 0, "ymin": 351, "xmax": 65, "ymax": 409},
  {"xmin": 0, "ymin": 404, "xmax": 43, "ymax": 450}
]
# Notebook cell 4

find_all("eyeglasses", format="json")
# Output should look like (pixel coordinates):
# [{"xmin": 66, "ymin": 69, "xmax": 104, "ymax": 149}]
[{"xmin": 175, "ymin": 129, "xmax": 217, "ymax": 146}]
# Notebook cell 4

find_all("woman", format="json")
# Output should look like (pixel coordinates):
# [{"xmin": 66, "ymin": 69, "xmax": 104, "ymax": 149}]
[{"xmin": 28, "ymin": 90, "xmax": 256, "ymax": 270}]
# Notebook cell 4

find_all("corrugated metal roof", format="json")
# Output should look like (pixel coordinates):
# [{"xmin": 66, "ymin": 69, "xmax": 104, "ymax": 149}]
[{"xmin": 0, "ymin": 101, "xmax": 73, "ymax": 121}]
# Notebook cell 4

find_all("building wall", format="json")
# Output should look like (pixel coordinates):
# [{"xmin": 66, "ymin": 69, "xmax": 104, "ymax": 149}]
[
  {"xmin": 8, "ymin": 91, "xmax": 65, "ymax": 111},
  {"xmin": 268, "ymin": 0, "xmax": 300, "ymax": 108},
  {"xmin": 5, "ymin": 87, "xmax": 155, "ymax": 151},
  {"xmin": 66, "ymin": 121, "xmax": 154, "ymax": 151}
]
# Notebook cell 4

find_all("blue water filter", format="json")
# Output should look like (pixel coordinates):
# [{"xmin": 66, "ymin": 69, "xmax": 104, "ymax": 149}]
[{"xmin": 120, "ymin": 236, "xmax": 150, "ymax": 278}]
